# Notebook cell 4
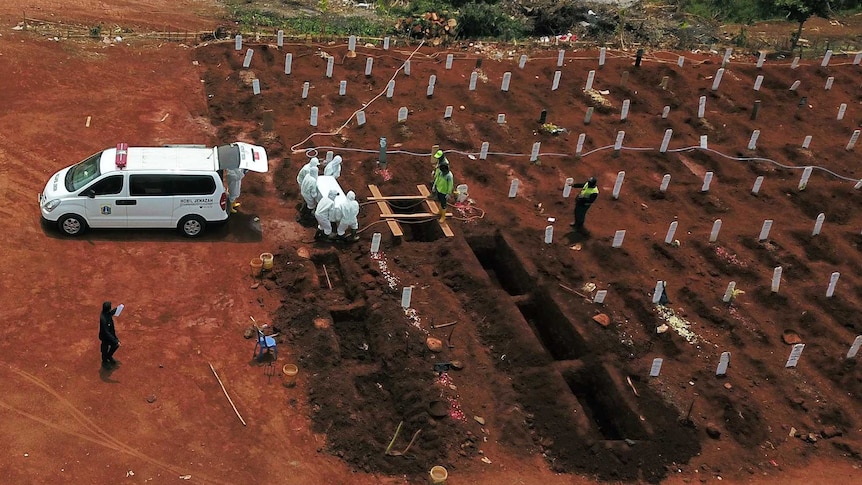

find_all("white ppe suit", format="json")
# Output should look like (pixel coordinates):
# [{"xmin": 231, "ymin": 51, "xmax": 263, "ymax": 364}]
[
  {"xmin": 315, "ymin": 190, "xmax": 339, "ymax": 236},
  {"xmin": 296, "ymin": 157, "xmax": 320, "ymax": 187},
  {"xmin": 225, "ymin": 168, "xmax": 246, "ymax": 203},
  {"xmin": 323, "ymin": 155, "xmax": 343, "ymax": 178},
  {"xmin": 336, "ymin": 191, "xmax": 359, "ymax": 236},
  {"xmin": 300, "ymin": 171, "xmax": 320, "ymax": 211}
]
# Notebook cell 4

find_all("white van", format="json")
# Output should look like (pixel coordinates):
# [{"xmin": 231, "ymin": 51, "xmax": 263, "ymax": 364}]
[{"xmin": 39, "ymin": 142, "xmax": 268, "ymax": 237}]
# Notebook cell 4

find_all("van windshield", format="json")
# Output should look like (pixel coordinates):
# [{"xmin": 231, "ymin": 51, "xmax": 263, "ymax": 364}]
[{"xmin": 66, "ymin": 152, "xmax": 103, "ymax": 192}]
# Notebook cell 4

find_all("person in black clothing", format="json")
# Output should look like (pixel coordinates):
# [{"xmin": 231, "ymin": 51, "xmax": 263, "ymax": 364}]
[
  {"xmin": 99, "ymin": 301, "xmax": 120, "ymax": 367},
  {"xmin": 568, "ymin": 176, "xmax": 599, "ymax": 232}
]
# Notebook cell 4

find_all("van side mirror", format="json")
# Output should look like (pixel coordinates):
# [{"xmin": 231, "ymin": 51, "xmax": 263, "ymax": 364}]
[{"xmin": 86, "ymin": 190, "xmax": 96, "ymax": 198}]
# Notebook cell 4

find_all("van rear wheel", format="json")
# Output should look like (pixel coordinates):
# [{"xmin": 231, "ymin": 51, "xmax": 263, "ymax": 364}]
[
  {"xmin": 58, "ymin": 214, "xmax": 87, "ymax": 236},
  {"xmin": 178, "ymin": 215, "xmax": 206, "ymax": 237}
]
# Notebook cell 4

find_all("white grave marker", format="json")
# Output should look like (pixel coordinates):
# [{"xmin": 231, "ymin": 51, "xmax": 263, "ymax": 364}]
[
  {"xmin": 426, "ymin": 84, "xmax": 434, "ymax": 97},
  {"xmin": 710, "ymin": 219, "xmax": 722, "ymax": 242},
  {"xmin": 791, "ymin": 56, "xmax": 799, "ymax": 69},
  {"xmin": 698, "ymin": 96, "xmax": 706, "ymax": 118},
  {"xmin": 563, "ymin": 178, "xmax": 574, "ymax": 198},
  {"xmin": 530, "ymin": 142, "xmax": 541, "ymax": 162},
  {"xmin": 748, "ymin": 130, "xmax": 760, "ymax": 150},
  {"xmin": 508, "ymin": 179, "xmax": 519, "ymax": 198},
  {"xmin": 576, "ymin": 133, "xmax": 586, "ymax": 157},
  {"xmin": 356, "ymin": 110, "xmax": 366, "ymax": 127},
  {"xmin": 812, "ymin": 213, "xmax": 825, "ymax": 236},
  {"xmin": 789, "ymin": 80, "xmax": 801, "ymax": 91},
  {"xmin": 552, "ymin": 71, "xmax": 561, "ymax": 91},
  {"xmin": 825, "ymin": 77, "xmax": 834, "ymax": 90},
  {"xmin": 401, "ymin": 286, "xmax": 412, "ymax": 309},
  {"xmin": 660, "ymin": 129, "xmax": 673, "ymax": 153},
  {"xmin": 599, "ymin": 47, "xmax": 606, "ymax": 67},
  {"xmin": 594, "ymin": 290, "xmax": 608, "ymax": 304},
  {"xmin": 252, "ymin": 79, "xmax": 260, "ymax": 95},
  {"xmin": 758, "ymin": 219, "xmax": 773, "ymax": 241},
  {"xmin": 821, "ymin": 50, "xmax": 832, "ymax": 67},
  {"xmin": 339, "ymin": 80, "xmax": 347, "ymax": 96},
  {"xmin": 519, "ymin": 55, "xmax": 527, "ymax": 69},
  {"xmin": 234, "ymin": 34, "xmax": 242, "ymax": 51},
  {"xmin": 301, "ymin": 81, "xmax": 309, "ymax": 99},
  {"xmin": 404, "ymin": 60, "xmax": 411, "ymax": 76},
  {"xmin": 620, "ymin": 99, "xmax": 630, "ymax": 121},
  {"xmin": 662, "ymin": 106, "xmax": 670, "ymax": 119},
  {"xmin": 557, "ymin": 49, "xmax": 565, "ymax": 67},
  {"xmin": 243, "ymin": 49, "xmax": 254, "ymax": 68},
  {"xmin": 855, "ymin": 52, "xmax": 862, "ymax": 65},
  {"xmin": 310, "ymin": 106, "xmax": 318, "ymax": 127},
  {"xmin": 754, "ymin": 75, "xmax": 764, "ymax": 91},
  {"xmin": 711, "ymin": 68, "xmax": 725, "ymax": 90},
  {"xmin": 445, "ymin": 54, "xmax": 453, "ymax": 69},
  {"xmin": 501, "ymin": 72, "xmax": 512, "ymax": 92},
  {"xmin": 847, "ymin": 336, "xmax": 862, "ymax": 359},
  {"xmin": 722, "ymin": 282, "xmax": 736, "ymax": 303},
  {"xmin": 752, "ymin": 176, "xmax": 764, "ymax": 195},
  {"xmin": 469, "ymin": 71, "xmax": 478, "ymax": 91},
  {"xmin": 614, "ymin": 131, "xmax": 625, "ymax": 153},
  {"xmin": 544, "ymin": 225, "xmax": 554, "ymax": 244},
  {"xmin": 665, "ymin": 221, "xmax": 678, "ymax": 244},
  {"xmin": 802, "ymin": 135, "xmax": 812, "ymax": 149},
  {"xmin": 826, "ymin": 272, "xmax": 840, "ymax": 298},
  {"xmin": 650, "ymin": 358, "xmax": 663, "ymax": 377},
  {"xmin": 397, "ymin": 107, "xmax": 408, "ymax": 122},
  {"xmin": 284, "ymin": 53, "xmax": 293, "ymax": 74},
  {"xmin": 838, "ymin": 103, "xmax": 847, "ymax": 120},
  {"xmin": 772, "ymin": 267, "xmax": 782, "ymax": 292},
  {"xmin": 799, "ymin": 166, "xmax": 813, "ymax": 190},
  {"xmin": 365, "ymin": 57, "xmax": 373, "ymax": 76},
  {"xmin": 722, "ymin": 48, "xmax": 732, "ymax": 66},
  {"xmin": 785, "ymin": 344, "xmax": 805, "ymax": 368},
  {"xmin": 700, "ymin": 172, "xmax": 713, "ymax": 192},
  {"xmin": 386, "ymin": 80, "xmax": 395, "ymax": 99},
  {"xmin": 347, "ymin": 35, "xmax": 356, "ymax": 52},
  {"xmin": 370, "ymin": 233, "xmax": 381, "ymax": 253},
  {"xmin": 700, "ymin": 135, "xmax": 708, "ymax": 149},
  {"xmin": 652, "ymin": 281, "xmax": 665, "ymax": 304},
  {"xmin": 479, "ymin": 142, "xmax": 489, "ymax": 160},
  {"xmin": 584, "ymin": 107, "xmax": 594, "ymax": 125},
  {"xmin": 756, "ymin": 51, "xmax": 766, "ymax": 68},
  {"xmin": 612, "ymin": 230, "xmax": 626, "ymax": 248},
  {"xmin": 383, "ymin": 37, "xmax": 390, "ymax": 50},
  {"xmin": 429, "ymin": 74, "xmax": 436, "ymax": 87},
  {"xmin": 716, "ymin": 351, "xmax": 731, "ymax": 375},
  {"xmin": 660, "ymin": 174, "xmax": 671, "ymax": 193},
  {"xmin": 848, "ymin": 130, "xmax": 861, "ymax": 150},
  {"xmin": 855, "ymin": 180, "xmax": 862, "ymax": 190},
  {"xmin": 326, "ymin": 57, "xmax": 334, "ymax": 78},
  {"xmin": 497, "ymin": 114, "xmax": 506, "ymax": 124},
  {"xmin": 678, "ymin": 55, "xmax": 685, "ymax": 67},
  {"xmin": 585, "ymin": 70, "xmax": 596, "ymax": 91},
  {"xmin": 444, "ymin": 106, "xmax": 453, "ymax": 119},
  {"xmin": 612, "ymin": 171, "xmax": 625, "ymax": 200}
]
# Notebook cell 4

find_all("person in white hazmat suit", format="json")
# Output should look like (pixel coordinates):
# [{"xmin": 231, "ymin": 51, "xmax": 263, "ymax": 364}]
[
  {"xmin": 336, "ymin": 190, "xmax": 360, "ymax": 242},
  {"xmin": 314, "ymin": 189, "xmax": 339, "ymax": 240},
  {"xmin": 323, "ymin": 155, "xmax": 342, "ymax": 179},
  {"xmin": 299, "ymin": 170, "xmax": 320, "ymax": 220},
  {"xmin": 225, "ymin": 168, "xmax": 247, "ymax": 213},
  {"xmin": 296, "ymin": 157, "xmax": 320, "ymax": 187}
]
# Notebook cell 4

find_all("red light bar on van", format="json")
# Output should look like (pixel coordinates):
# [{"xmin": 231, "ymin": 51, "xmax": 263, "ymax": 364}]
[
  {"xmin": 253, "ymin": 149, "xmax": 260, "ymax": 161},
  {"xmin": 115, "ymin": 143, "xmax": 128, "ymax": 169}
]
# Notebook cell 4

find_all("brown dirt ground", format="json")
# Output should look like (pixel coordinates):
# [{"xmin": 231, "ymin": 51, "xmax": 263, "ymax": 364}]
[{"xmin": 1, "ymin": 1, "xmax": 862, "ymax": 485}]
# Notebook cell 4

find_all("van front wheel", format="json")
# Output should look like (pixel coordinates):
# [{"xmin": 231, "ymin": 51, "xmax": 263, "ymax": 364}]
[
  {"xmin": 179, "ymin": 215, "xmax": 206, "ymax": 237},
  {"xmin": 58, "ymin": 214, "xmax": 87, "ymax": 236}
]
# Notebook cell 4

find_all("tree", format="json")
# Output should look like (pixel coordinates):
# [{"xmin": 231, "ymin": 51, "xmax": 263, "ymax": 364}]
[{"xmin": 773, "ymin": 0, "xmax": 831, "ymax": 52}]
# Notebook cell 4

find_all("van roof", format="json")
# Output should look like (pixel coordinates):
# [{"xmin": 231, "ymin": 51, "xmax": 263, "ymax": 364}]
[{"xmin": 100, "ymin": 146, "xmax": 217, "ymax": 174}]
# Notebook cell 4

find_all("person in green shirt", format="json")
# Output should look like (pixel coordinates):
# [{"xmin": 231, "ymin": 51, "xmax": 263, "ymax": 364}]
[{"xmin": 431, "ymin": 160, "xmax": 454, "ymax": 222}]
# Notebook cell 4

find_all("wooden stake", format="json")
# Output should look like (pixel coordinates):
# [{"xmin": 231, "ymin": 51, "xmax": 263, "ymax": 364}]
[
  {"xmin": 208, "ymin": 363, "xmax": 246, "ymax": 426},
  {"xmin": 322, "ymin": 264, "xmax": 333, "ymax": 290},
  {"xmin": 431, "ymin": 321, "xmax": 457, "ymax": 329},
  {"xmin": 559, "ymin": 283, "xmax": 590, "ymax": 300}
]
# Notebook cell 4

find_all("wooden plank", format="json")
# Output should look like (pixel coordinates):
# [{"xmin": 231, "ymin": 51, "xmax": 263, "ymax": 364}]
[
  {"xmin": 417, "ymin": 185, "xmax": 454, "ymax": 238},
  {"xmin": 368, "ymin": 185, "xmax": 403, "ymax": 237},
  {"xmin": 367, "ymin": 195, "xmax": 428, "ymax": 201},
  {"xmin": 381, "ymin": 213, "xmax": 442, "ymax": 219}
]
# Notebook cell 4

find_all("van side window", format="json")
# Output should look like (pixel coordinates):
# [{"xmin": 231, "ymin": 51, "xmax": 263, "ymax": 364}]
[
  {"xmin": 171, "ymin": 175, "xmax": 216, "ymax": 195},
  {"xmin": 87, "ymin": 175, "xmax": 124, "ymax": 195},
  {"xmin": 130, "ymin": 175, "xmax": 167, "ymax": 196}
]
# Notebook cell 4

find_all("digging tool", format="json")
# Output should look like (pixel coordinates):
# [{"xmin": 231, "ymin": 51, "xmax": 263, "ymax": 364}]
[
  {"xmin": 387, "ymin": 429, "xmax": 422, "ymax": 457},
  {"xmin": 322, "ymin": 264, "xmax": 333, "ymax": 289},
  {"xmin": 559, "ymin": 283, "xmax": 591, "ymax": 301},
  {"xmin": 209, "ymin": 363, "xmax": 247, "ymax": 426},
  {"xmin": 446, "ymin": 326, "xmax": 456, "ymax": 349},
  {"xmin": 431, "ymin": 321, "xmax": 457, "ymax": 329},
  {"xmin": 384, "ymin": 421, "xmax": 403, "ymax": 455}
]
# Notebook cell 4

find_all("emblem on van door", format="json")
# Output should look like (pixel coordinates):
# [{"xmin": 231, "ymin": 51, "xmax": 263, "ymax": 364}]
[{"xmin": 100, "ymin": 205, "xmax": 112, "ymax": 215}]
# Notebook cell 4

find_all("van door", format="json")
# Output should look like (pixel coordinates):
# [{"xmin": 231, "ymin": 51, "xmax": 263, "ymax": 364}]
[
  {"xmin": 170, "ymin": 174, "xmax": 219, "ymax": 223},
  {"xmin": 127, "ymin": 174, "xmax": 175, "ymax": 228},
  {"xmin": 216, "ymin": 143, "xmax": 268, "ymax": 173},
  {"xmin": 82, "ymin": 174, "xmax": 127, "ymax": 228}
]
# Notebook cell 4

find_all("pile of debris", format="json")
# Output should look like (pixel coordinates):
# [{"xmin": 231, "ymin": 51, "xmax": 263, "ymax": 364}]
[{"xmin": 395, "ymin": 11, "xmax": 458, "ymax": 42}]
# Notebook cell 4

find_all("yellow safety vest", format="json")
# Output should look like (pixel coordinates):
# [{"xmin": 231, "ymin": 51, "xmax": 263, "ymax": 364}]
[{"xmin": 578, "ymin": 186, "xmax": 598, "ymax": 199}]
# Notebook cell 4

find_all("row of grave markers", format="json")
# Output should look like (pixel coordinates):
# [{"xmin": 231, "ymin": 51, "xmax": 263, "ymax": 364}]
[
  {"xmin": 650, "ymin": 335, "xmax": 862, "ymax": 379},
  {"xmin": 235, "ymin": 33, "xmax": 862, "ymax": 71}
]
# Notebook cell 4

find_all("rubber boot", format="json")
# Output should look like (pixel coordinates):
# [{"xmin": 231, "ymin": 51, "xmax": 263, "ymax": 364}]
[
  {"xmin": 349, "ymin": 228, "xmax": 359, "ymax": 242},
  {"xmin": 438, "ymin": 207, "xmax": 447, "ymax": 223},
  {"xmin": 314, "ymin": 228, "xmax": 323, "ymax": 240}
]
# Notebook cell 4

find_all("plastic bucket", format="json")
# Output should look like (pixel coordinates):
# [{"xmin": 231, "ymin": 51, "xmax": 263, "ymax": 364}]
[
  {"xmin": 260, "ymin": 252, "xmax": 274, "ymax": 270},
  {"xmin": 429, "ymin": 466, "xmax": 447, "ymax": 484},
  {"xmin": 282, "ymin": 364, "xmax": 298, "ymax": 388},
  {"xmin": 250, "ymin": 258, "xmax": 263, "ymax": 277}
]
